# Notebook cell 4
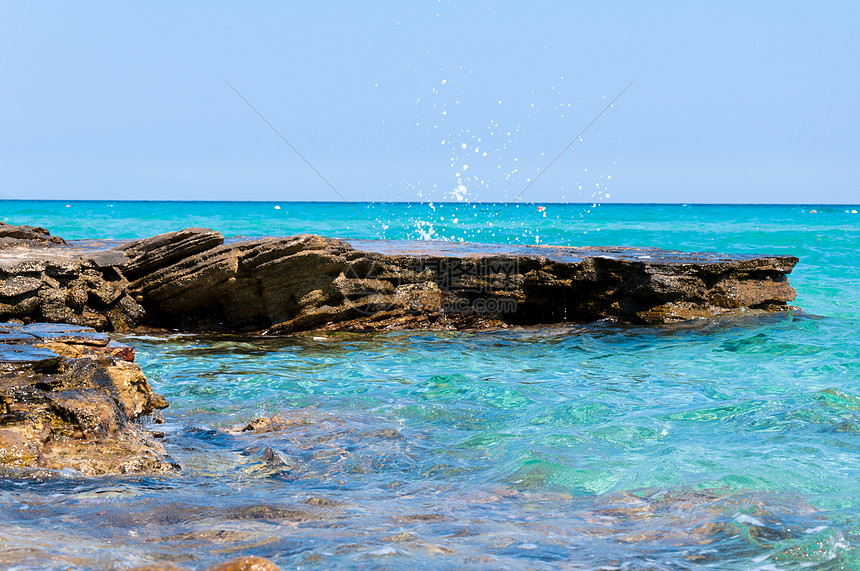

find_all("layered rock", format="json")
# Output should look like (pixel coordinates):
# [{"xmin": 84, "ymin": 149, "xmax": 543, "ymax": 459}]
[
  {"xmin": 117, "ymin": 229, "xmax": 799, "ymax": 332},
  {"xmin": 0, "ymin": 322, "xmax": 176, "ymax": 476},
  {"xmin": 0, "ymin": 237, "xmax": 145, "ymax": 330},
  {"xmin": 0, "ymin": 222, "xmax": 800, "ymax": 333}
]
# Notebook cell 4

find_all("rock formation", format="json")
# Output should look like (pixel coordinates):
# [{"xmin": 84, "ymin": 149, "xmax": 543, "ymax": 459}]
[
  {"xmin": 126, "ymin": 556, "xmax": 281, "ymax": 571},
  {"xmin": 116, "ymin": 228, "xmax": 798, "ymax": 332},
  {"xmin": 0, "ymin": 222, "xmax": 800, "ymax": 333},
  {"xmin": 0, "ymin": 220, "xmax": 66, "ymax": 249},
  {"xmin": 0, "ymin": 322, "xmax": 176, "ymax": 476},
  {"xmin": 0, "ymin": 226, "xmax": 144, "ymax": 330}
]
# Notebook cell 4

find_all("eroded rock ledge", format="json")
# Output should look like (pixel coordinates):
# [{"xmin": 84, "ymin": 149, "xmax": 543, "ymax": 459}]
[
  {"xmin": 0, "ymin": 322, "xmax": 175, "ymax": 476},
  {"xmin": 0, "ymin": 223, "xmax": 799, "ymax": 333}
]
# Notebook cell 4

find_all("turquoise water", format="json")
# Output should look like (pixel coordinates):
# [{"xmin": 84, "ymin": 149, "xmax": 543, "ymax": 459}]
[{"xmin": 2, "ymin": 201, "xmax": 860, "ymax": 569}]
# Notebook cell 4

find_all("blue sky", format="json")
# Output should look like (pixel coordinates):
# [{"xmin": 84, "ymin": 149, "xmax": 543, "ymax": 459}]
[{"xmin": 2, "ymin": 2, "xmax": 858, "ymax": 204}]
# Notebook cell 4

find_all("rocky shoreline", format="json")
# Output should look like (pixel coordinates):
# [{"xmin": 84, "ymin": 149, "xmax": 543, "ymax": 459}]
[
  {"xmin": 0, "ymin": 221, "xmax": 804, "ymax": 568},
  {"xmin": 0, "ymin": 222, "xmax": 799, "ymax": 334},
  {"xmin": 0, "ymin": 321, "xmax": 175, "ymax": 476},
  {"xmin": 0, "ymin": 320, "xmax": 286, "ymax": 569},
  {"xmin": 0, "ymin": 221, "xmax": 802, "ymax": 479}
]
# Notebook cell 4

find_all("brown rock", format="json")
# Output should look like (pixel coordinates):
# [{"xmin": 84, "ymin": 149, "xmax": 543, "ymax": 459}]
[
  {"xmin": 48, "ymin": 389, "xmax": 122, "ymax": 438},
  {"xmin": 0, "ymin": 243, "xmax": 146, "ymax": 331},
  {"xmin": 0, "ymin": 221, "xmax": 65, "ymax": 249},
  {"xmin": 229, "ymin": 504, "xmax": 314, "ymax": 522},
  {"xmin": 124, "ymin": 564, "xmax": 189, "ymax": 571},
  {"xmin": 0, "ymin": 323, "xmax": 176, "ymax": 476},
  {"xmin": 1, "ymin": 225, "xmax": 801, "ymax": 332},
  {"xmin": 125, "ymin": 558, "xmax": 281, "ymax": 571},
  {"xmin": 206, "ymin": 556, "xmax": 281, "ymax": 571},
  {"xmin": 0, "ymin": 276, "xmax": 43, "ymax": 297},
  {"xmin": 0, "ymin": 427, "xmax": 40, "ymax": 465},
  {"xmin": 119, "ymin": 227, "xmax": 224, "ymax": 279},
  {"xmin": 238, "ymin": 414, "xmax": 317, "ymax": 434}
]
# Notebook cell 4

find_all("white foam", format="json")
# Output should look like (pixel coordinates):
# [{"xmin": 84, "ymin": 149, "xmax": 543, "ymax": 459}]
[
  {"xmin": 735, "ymin": 514, "xmax": 765, "ymax": 527},
  {"xmin": 750, "ymin": 563, "xmax": 785, "ymax": 570}
]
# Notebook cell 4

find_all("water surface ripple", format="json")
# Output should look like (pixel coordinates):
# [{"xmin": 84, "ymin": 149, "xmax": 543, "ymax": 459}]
[{"xmin": 0, "ymin": 202, "xmax": 858, "ymax": 569}]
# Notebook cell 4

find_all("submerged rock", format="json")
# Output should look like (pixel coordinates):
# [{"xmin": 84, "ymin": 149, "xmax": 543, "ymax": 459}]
[
  {"xmin": 206, "ymin": 557, "xmax": 281, "ymax": 571},
  {"xmin": 125, "ymin": 558, "xmax": 280, "ymax": 571},
  {"xmin": 0, "ymin": 322, "xmax": 176, "ymax": 476},
  {"xmin": 0, "ymin": 222, "xmax": 800, "ymax": 333},
  {"xmin": 236, "ymin": 413, "xmax": 320, "ymax": 434}
]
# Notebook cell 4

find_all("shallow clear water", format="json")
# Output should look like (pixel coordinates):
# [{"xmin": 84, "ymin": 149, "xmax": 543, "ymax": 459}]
[{"xmin": 1, "ymin": 201, "xmax": 859, "ymax": 569}]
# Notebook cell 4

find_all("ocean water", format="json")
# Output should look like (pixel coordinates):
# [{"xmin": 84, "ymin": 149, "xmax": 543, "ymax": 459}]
[{"xmin": 1, "ymin": 201, "xmax": 860, "ymax": 570}]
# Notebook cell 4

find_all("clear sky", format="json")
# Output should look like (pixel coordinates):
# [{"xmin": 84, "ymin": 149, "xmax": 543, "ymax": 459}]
[{"xmin": 2, "ymin": 1, "xmax": 858, "ymax": 204}]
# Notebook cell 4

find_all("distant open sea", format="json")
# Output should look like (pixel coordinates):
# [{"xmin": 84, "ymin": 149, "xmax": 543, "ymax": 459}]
[{"xmin": 2, "ymin": 200, "xmax": 859, "ymax": 570}]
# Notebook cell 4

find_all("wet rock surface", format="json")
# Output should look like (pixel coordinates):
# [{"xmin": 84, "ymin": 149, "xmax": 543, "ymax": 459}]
[
  {"xmin": 126, "ymin": 555, "xmax": 281, "ymax": 571},
  {"xmin": 0, "ymin": 322, "xmax": 175, "ymax": 476},
  {"xmin": 0, "ymin": 222, "xmax": 800, "ymax": 332},
  {"xmin": 0, "ymin": 398, "xmax": 842, "ymax": 568}
]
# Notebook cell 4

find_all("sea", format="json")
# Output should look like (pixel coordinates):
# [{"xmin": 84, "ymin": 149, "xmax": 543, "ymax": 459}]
[{"xmin": 1, "ymin": 200, "xmax": 859, "ymax": 570}]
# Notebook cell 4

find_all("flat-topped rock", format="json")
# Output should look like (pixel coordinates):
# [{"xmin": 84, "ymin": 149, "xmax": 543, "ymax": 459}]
[
  {"xmin": 0, "ymin": 233, "xmax": 144, "ymax": 331},
  {"xmin": 0, "ymin": 329, "xmax": 38, "ymax": 344},
  {"xmin": 116, "ymin": 229, "xmax": 798, "ymax": 332},
  {"xmin": 0, "ymin": 222, "xmax": 800, "ymax": 333},
  {"xmin": 0, "ymin": 344, "xmax": 62, "ymax": 371},
  {"xmin": 346, "ymin": 238, "xmax": 797, "ymax": 267},
  {"xmin": 18, "ymin": 322, "xmax": 110, "ymax": 345}
]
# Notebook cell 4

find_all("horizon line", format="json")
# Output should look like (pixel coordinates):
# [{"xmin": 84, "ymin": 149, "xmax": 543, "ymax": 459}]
[{"xmin": 1, "ymin": 199, "xmax": 859, "ymax": 207}]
